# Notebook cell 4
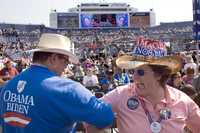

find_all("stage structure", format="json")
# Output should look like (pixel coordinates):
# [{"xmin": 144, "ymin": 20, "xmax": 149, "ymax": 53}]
[{"xmin": 49, "ymin": 3, "xmax": 156, "ymax": 29}]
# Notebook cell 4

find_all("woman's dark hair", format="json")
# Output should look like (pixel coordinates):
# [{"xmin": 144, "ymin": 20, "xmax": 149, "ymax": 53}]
[
  {"xmin": 168, "ymin": 72, "xmax": 182, "ymax": 87},
  {"xmin": 171, "ymin": 72, "xmax": 181, "ymax": 80},
  {"xmin": 149, "ymin": 65, "xmax": 172, "ymax": 88}
]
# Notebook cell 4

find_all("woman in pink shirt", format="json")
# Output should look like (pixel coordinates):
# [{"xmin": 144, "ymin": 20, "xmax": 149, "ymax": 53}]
[{"xmin": 86, "ymin": 55, "xmax": 200, "ymax": 133}]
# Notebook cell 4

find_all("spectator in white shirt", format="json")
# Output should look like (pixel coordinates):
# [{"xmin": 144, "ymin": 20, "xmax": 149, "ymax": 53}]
[
  {"xmin": 184, "ymin": 55, "xmax": 197, "ymax": 75},
  {"xmin": 82, "ymin": 67, "xmax": 99, "ymax": 87}
]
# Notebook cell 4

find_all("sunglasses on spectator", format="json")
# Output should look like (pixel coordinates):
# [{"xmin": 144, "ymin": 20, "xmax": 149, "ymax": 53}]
[{"xmin": 130, "ymin": 69, "xmax": 145, "ymax": 76}]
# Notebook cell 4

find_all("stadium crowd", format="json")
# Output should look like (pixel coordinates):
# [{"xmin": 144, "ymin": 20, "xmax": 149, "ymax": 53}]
[
  {"xmin": 0, "ymin": 21, "xmax": 198, "ymax": 92},
  {"xmin": 0, "ymin": 21, "xmax": 200, "ymax": 133}
]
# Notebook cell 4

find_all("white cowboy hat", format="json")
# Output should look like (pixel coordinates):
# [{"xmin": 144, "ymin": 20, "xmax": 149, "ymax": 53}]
[{"xmin": 31, "ymin": 33, "xmax": 79, "ymax": 64}]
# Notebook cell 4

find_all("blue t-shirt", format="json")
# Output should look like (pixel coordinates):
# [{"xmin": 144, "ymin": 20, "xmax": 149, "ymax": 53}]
[{"xmin": 0, "ymin": 65, "xmax": 114, "ymax": 133}]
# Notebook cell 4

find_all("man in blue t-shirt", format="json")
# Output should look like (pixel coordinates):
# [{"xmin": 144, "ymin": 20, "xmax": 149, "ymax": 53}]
[{"xmin": 0, "ymin": 33, "xmax": 114, "ymax": 133}]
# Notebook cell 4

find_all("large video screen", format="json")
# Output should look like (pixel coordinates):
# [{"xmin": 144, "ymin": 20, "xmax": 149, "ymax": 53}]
[
  {"xmin": 130, "ymin": 12, "xmax": 150, "ymax": 28},
  {"xmin": 80, "ymin": 13, "xmax": 128, "ymax": 28},
  {"xmin": 57, "ymin": 13, "xmax": 79, "ymax": 28}
]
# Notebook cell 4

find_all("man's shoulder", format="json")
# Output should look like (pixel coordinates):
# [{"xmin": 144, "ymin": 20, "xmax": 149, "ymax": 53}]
[
  {"xmin": 44, "ymin": 76, "xmax": 92, "ymax": 96},
  {"xmin": 44, "ymin": 76, "xmax": 82, "ymax": 89}
]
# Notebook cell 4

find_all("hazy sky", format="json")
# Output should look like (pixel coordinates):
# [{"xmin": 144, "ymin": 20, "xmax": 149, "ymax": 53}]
[{"xmin": 0, "ymin": 0, "xmax": 193, "ymax": 26}]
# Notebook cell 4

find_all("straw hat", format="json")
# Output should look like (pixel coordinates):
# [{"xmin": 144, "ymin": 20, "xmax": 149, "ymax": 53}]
[
  {"xmin": 116, "ymin": 37, "xmax": 182, "ymax": 74},
  {"xmin": 31, "ymin": 33, "xmax": 79, "ymax": 64},
  {"xmin": 116, "ymin": 55, "xmax": 181, "ymax": 74}
]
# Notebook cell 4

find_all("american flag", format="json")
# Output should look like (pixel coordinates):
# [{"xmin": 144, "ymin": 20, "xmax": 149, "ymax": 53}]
[
  {"xmin": 193, "ymin": 0, "xmax": 200, "ymax": 40},
  {"xmin": 3, "ymin": 112, "xmax": 31, "ymax": 128}
]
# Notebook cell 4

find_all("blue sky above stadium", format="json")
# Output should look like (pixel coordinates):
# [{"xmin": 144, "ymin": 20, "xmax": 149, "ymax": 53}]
[{"xmin": 0, "ymin": 0, "xmax": 193, "ymax": 26}]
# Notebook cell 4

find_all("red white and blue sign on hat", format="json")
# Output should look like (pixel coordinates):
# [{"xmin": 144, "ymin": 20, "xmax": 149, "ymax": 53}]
[
  {"xmin": 134, "ymin": 37, "xmax": 167, "ymax": 57},
  {"xmin": 116, "ymin": 37, "xmax": 181, "ymax": 74}
]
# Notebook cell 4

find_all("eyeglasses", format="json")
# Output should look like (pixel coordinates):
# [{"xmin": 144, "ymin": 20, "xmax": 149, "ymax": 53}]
[
  {"xmin": 130, "ymin": 69, "xmax": 145, "ymax": 76},
  {"xmin": 57, "ymin": 55, "xmax": 69, "ymax": 64}
]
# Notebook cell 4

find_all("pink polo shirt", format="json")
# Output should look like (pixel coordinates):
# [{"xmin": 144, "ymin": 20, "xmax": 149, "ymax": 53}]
[{"xmin": 102, "ymin": 84, "xmax": 200, "ymax": 133}]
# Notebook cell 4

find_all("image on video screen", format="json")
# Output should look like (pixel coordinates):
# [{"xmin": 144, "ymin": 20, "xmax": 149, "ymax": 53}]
[{"xmin": 80, "ymin": 13, "xmax": 128, "ymax": 28}]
